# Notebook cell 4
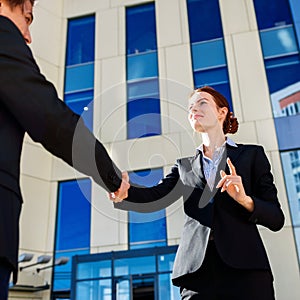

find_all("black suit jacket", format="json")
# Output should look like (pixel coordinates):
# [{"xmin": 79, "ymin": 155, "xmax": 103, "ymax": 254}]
[
  {"xmin": 116, "ymin": 143, "xmax": 285, "ymax": 286},
  {"xmin": 0, "ymin": 16, "xmax": 121, "ymax": 277}
]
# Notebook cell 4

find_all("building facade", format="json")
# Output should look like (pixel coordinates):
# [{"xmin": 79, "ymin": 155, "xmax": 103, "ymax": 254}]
[{"xmin": 9, "ymin": 0, "xmax": 300, "ymax": 299}]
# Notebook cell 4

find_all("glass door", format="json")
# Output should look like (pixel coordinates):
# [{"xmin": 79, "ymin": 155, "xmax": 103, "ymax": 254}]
[
  {"xmin": 114, "ymin": 275, "xmax": 155, "ymax": 300},
  {"xmin": 115, "ymin": 276, "xmax": 132, "ymax": 300},
  {"xmin": 132, "ymin": 275, "xmax": 155, "ymax": 300}
]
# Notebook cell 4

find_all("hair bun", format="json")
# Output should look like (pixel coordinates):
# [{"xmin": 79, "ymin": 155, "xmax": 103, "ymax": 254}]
[{"xmin": 224, "ymin": 112, "xmax": 239, "ymax": 134}]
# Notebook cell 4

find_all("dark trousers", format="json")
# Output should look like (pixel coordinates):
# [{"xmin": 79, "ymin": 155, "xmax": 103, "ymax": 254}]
[
  {"xmin": 0, "ymin": 260, "xmax": 12, "ymax": 300},
  {"xmin": 180, "ymin": 241, "xmax": 275, "ymax": 300}
]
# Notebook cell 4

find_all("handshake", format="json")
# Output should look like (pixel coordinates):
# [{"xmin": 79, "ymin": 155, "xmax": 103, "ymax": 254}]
[{"xmin": 109, "ymin": 171, "xmax": 130, "ymax": 203}]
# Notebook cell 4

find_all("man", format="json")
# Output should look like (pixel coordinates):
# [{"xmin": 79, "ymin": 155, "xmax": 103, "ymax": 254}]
[{"xmin": 0, "ymin": 0, "xmax": 129, "ymax": 298}]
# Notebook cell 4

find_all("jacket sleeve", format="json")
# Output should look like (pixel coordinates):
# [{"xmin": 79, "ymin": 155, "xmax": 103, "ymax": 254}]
[
  {"xmin": 0, "ymin": 18, "xmax": 121, "ymax": 192},
  {"xmin": 115, "ymin": 162, "xmax": 183, "ymax": 212},
  {"xmin": 248, "ymin": 146, "xmax": 285, "ymax": 231}
]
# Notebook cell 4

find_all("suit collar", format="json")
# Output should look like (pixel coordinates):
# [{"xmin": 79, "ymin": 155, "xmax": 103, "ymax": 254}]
[
  {"xmin": 191, "ymin": 150, "xmax": 204, "ymax": 182},
  {"xmin": 0, "ymin": 15, "xmax": 25, "ymax": 43},
  {"xmin": 196, "ymin": 136, "xmax": 237, "ymax": 153},
  {"xmin": 191, "ymin": 141, "xmax": 244, "ymax": 180},
  {"xmin": 226, "ymin": 142, "xmax": 244, "ymax": 162}
]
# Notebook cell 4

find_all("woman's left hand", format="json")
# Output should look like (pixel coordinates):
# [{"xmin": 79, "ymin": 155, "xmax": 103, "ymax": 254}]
[{"xmin": 216, "ymin": 158, "xmax": 254, "ymax": 212}]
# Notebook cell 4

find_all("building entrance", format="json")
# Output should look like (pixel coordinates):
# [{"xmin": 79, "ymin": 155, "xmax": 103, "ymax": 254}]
[{"xmin": 71, "ymin": 245, "xmax": 180, "ymax": 300}]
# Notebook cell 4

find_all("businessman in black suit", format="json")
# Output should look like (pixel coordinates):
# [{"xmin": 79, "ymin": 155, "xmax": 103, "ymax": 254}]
[
  {"xmin": 0, "ymin": 0, "xmax": 129, "ymax": 298},
  {"xmin": 112, "ymin": 86, "xmax": 285, "ymax": 299}
]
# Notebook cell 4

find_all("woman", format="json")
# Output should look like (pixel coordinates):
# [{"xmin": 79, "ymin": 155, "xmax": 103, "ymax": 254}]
[{"xmin": 111, "ymin": 86, "xmax": 285, "ymax": 299}]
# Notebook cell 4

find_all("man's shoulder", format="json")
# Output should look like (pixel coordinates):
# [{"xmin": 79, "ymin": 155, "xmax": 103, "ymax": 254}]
[
  {"xmin": 0, "ymin": 16, "xmax": 25, "ymax": 44},
  {"xmin": 0, "ymin": 16, "xmax": 18, "ymax": 32},
  {"xmin": 0, "ymin": 15, "xmax": 36, "ymax": 69}
]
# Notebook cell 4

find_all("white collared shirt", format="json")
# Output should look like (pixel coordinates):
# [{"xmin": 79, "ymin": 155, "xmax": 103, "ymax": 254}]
[{"xmin": 197, "ymin": 137, "xmax": 237, "ymax": 190}]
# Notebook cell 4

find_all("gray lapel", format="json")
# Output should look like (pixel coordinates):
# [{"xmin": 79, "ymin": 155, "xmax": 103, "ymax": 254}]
[{"xmin": 191, "ymin": 150, "xmax": 205, "ymax": 183}]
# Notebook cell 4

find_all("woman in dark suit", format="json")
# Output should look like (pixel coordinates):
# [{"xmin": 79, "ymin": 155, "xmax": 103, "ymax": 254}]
[{"xmin": 112, "ymin": 86, "xmax": 285, "ymax": 300}]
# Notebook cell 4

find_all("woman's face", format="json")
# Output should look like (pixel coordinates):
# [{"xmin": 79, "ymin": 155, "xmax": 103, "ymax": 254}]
[{"xmin": 188, "ymin": 91, "xmax": 227, "ymax": 133}]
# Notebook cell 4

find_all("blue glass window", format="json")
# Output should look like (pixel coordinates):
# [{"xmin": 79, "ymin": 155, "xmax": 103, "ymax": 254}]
[
  {"xmin": 65, "ymin": 90, "xmax": 94, "ymax": 131},
  {"xmin": 289, "ymin": 0, "xmax": 300, "ymax": 49},
  {"xmin": 254, "ymin": 0, "xmax": 300, "ymax": 93},
  {"xmin": 192, "ymin": 39, "xmax": 226, "ymax": 70},
  {"xmin": 128, "ymin": 169, "xmax": 167, "ymax": 249},
  {"xmin": 56, "ymin": 179, "xmax": 91, "ymax": 250},
  {"xmin": 253, "ymin": 0, "xmax": 292, "ymax": 30},
  {"xmin": 54, "ymin": 14, "xmax": 95, "ymax": 295},
  {"xmin": 254, "ymin": 0, "xmax": 300, "ymax": 121},
  {"xmin": 64, "ymin": 15, "xmax": 95, "ymax": 131},
  {"xmin": 127, "ymin": 52, "xmax": 158, "ymax": 80},
  {"xmin": 54, "ymin": 179, "xmax": 91, "ymax": 291},
  {"xmin": 126, "ymin": 3, "xmax": 161, "ymax": 139},
  {"xmin": 281, "ymin": 150, "xmax": 300, "ymax": 264},
  {"xmin": 65, "ymin": 64, "xmax": 95, "ymax": 92},
  {"xmin": 66, "ymin": 16, "xmax": 95, "ymax": 66},
  {"xmin": 260, "ymin": 26, "xmax": 298, "ymax": 57},
  {"xmin": 187, "ymin": 0, "xmax": 223, "ymax": 42},
  {"xmin": 77, "ymin": 260, "xmax": 111, "ymax": 280},
  {"xmin": 254, "ymin": 0, "xmax": 300, "ymax": 269},
  {"xmin": 114, "ymin": 256, "xmax": 156, "ymax": 276},
  {"xmin": 127, "ymin": 78, "xmax": 159, "ymax": 99},
  {"xmin": 76, "ymin": 279, "xmax": 112, "ymax": 299},
  {"xmin": 265, "ymin": 56, "xmax": 300, "ymax": 93},
  {"xmin": 126, "ymin": 3, "xmax": 157, "ymax": 54},
  {"xmin": 187, "ymin": 0, "xmax": 233, "ymax": 109}
]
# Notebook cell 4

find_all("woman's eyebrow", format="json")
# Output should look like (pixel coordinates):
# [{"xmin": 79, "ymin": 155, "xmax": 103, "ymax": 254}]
[{"xmin": 193, "ymin": 97, "xmax": 208, "ymax": 103}]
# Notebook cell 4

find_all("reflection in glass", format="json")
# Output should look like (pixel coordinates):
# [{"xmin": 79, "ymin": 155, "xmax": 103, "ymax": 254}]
[
  {"xmin": 77, "ymin": 260, "xmax": 111, "ymax": 280},
  {"xmin": 128, "ymin": 168, "xmax": 167, "ymax": 249},
  {"xmin": 114, "ymin": 256, "xmax": 155, "ymax": 277},
  {"xmin": 187, "ymin": 0, "xmax": 233, "ymax": 108},
  {"xmin": 260, "ymin": 26, "xmax": 297, "ymax": 57},
  {"xmin": 254, "ymin": 0, "xmax": 300, "ymax": 94},
  {"xmin": 255, "ymin": 1, "xmax": 300, "ymax": 268},
  {"xmin": 126, "ymin": 3, "xmax": 157, "ymax": 54},
  {"xmin": 54, "ymin": 179, "xmax": 91, "ymax": 291},
  {"xmin": 65, "ymin": 90, "xmax": 94, "ymax": 131},
  {"xmin": 281, "ymin": 150, "xmax": 300, "ymax": 227},
  {"xmin": 76, "ymin": 279, "xmax": 112, "ymax": 300},
  {"xmin": 126, "ymin": 3, "xmax": 161, "ymax": 139},
  {"xmin": 271, "ymin": 82, "xmax": 300, "ymax": 118},
  {"xmin": 72, "ymin": 246, "xmax": 178, "ymax": 299},
  {"xmin": 116, "ymin": 278, "xmax": 131, "ymax": 300},
  {"xmin": 158, "ymin": 274, "xmax": 181, "ymax": 300},
  {"xmin": 158, "ymin": 253, "xmax": 176, "ymax": 272},
  {"xmin": 66, "ymin": 15, "xmax": 95, "ymax": 66},
  {"xmin": 53, "ymin": 249, "xmax": 89, "ymax": 291},
  {"xmin": 127, "ymin": 52, "xmax": 158, "ymax": 81}
]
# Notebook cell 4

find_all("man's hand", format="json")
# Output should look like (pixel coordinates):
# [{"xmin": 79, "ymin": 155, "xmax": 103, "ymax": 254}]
[{"xmin": 109, "ymin": 171, "xmax": 130, "ymax": 203}]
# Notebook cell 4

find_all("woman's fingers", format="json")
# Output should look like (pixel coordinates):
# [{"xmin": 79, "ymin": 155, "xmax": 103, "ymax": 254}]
[
  {"xmin": 221, "ymin": 179, "xmax": 232, "ymax": 192},
  {"xmin": 216, "ymin": 170, "xmax": 227, "ymax": 188},
  {"xmin": 227, "ymin": 158, "xmax": 237, "ymax": 176},
  {"xmin": 216, "ymin": 159, "xmax": 241, "ymax": 194}
]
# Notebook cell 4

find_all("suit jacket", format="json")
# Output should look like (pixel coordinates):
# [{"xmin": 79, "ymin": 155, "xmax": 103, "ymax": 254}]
[
  {"xmin": 115, "ymin": 143, "xmax": 285, "ymax": 287},
  {"xmin": 0, "ymin": 16, "xmax": 121, "ymax": 277}
]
